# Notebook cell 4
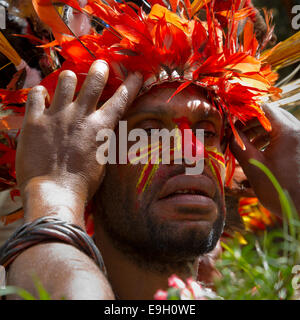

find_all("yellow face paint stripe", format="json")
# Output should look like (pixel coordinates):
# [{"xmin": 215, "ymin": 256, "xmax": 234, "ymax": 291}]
[
  {"xmin": 129, "ymin": 142, "xmax": 161, "ymax": 164},
  {"xmin": 142, "ymin": 161, "xmax": 161, "ymax": 193},
  {"xmin": 136, "ymin": 151, "xmax": 161, "ymax": 193}
]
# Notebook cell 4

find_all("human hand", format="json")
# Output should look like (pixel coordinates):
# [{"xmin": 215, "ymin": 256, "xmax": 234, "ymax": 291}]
[
  {"xmin": 16, "ymin": 60, "xmax": 143, "ymax": 224},
  {"xmin": 230, "ymin": 104, "xmax": 300, "ymax": 216}
]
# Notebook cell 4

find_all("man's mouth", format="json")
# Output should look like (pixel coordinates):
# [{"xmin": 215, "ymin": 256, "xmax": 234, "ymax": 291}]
[
  {"xmin": 162, "ymin": 188, "xmax": 209, "ymax": 197},
  {"xmin": 158, "ymin": 174, "xmax": 215, "ymax": 200},
  {"xmin": 156, "ymin": 174, "xmax": 218, "ymax": 220}
]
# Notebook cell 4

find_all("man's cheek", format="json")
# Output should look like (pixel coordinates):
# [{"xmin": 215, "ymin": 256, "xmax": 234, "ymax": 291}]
[
  {"xmin": 134, "ymin": 164, "xmax": 170, "ymax": 210},
  {"xmin": 204, "ymin": 147, "xmax": 226, "ymax": 195},
  {"xmin": 107, "ymin": 163, "xmax": 138, "ymax": 200}
]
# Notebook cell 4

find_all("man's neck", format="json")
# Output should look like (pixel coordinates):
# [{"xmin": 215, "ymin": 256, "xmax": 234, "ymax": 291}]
[{"xmin": 94, "ymin": 227, "xmax": 199, "ymax": 300}]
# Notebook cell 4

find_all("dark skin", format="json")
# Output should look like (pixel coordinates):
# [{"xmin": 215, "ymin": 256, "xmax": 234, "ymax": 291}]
[
  {"xmin": 93, "ymin": 85, "xmax": 226, "ymax": 299},
  {"xmin": 230, "ymin": 106, "xmax": 300, "ymax": 214},
  {"xmin": 7, "ymin": 60, "xmax": 300, "ymax": 299}
]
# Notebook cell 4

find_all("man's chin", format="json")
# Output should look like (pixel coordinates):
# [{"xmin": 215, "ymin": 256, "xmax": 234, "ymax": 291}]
[
  {"xmin": 142, "ymin": 196, "xmax": 225, "ymax": 261},
  {"xmin": 96, "ymin": 189, "xmax": 225, "ymax": 267}
]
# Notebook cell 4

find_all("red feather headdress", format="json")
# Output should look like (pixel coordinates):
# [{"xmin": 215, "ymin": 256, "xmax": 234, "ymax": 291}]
[
  {"xmin": 36, "ymin": 0, "xmax": 279, "ymax": 139},
  {"xmin": 1, "ymin": 0, "xmax": 280, "ymax": 139},
  {"xmin": 0, "ymin": 0, "xmax": 283, "ymax": 228}
]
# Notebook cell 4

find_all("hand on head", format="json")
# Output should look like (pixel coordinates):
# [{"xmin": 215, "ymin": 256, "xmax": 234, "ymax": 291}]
[
  {"xmin": 230, "ymin": 104, "xmax": 300, "ymax": 216},
  {"xmin": 16, "ymin": 60, "xmax": 143, "ymax": 224}
]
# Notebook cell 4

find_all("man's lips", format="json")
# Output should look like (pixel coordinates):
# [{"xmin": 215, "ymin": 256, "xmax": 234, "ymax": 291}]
[
  {"xmin": 158, "ymin": 174, "xmax": 216, "ymax": 200},
  {"xmin": 156, "ymin": 174, "xmax": 217, "ymax": 220}
]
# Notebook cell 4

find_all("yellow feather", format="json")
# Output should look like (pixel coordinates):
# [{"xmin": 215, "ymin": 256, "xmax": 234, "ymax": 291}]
[
  {"xmin": 261, "ymin": 31, "xmax": 300, "ymax": 70},
  {"xmin": 268, "ymin": 79, "xmax": 300, "ymax": 119},
  {"xmin": 191, "ymin": 0, "xmax": 212, "ymax": 17},
  {"xmin": 0, "ymin": 31, "xmax": 22, "ymax": 66}
]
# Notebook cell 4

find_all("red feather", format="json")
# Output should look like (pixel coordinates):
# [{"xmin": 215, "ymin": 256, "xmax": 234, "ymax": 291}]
[
  {"xmin": 0, "ymin": 89, "xmax": 30, "ymax": 104},
  {"xmin": 32, "ymin": 0, "xmax": 74, "ymax": 43},
  {"xmin": 169, "ymin": 0, "xmax": 179, "ymax": 13}
]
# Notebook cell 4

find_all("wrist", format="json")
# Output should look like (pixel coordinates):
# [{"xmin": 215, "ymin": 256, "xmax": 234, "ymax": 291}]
[{"xmin": 21, "ymin": 177, "xmax": 87, "ymax": 228}]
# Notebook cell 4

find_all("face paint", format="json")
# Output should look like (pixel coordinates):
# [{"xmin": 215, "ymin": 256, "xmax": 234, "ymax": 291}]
[
  {"xmin": 129, "ymin": 140, "xmax": 161, "ymax": 165},
  {"xmin": 131, "ymin": 127, "xmax": 182, "ymax": 195},
  {"xmin": 172, "ymin": 117, "xmax": 204, "ymax": 162},
  {"xmin": 131, "ymin": 117, "xmax": 226, "ymax": 196},
  {"xmin": 205, "ymin": 149, "xmax": 225, "ymax": 196},
  {"xmin": 128, "ymin": 140, "xmax": 162, "ymax": 194},
  {"xmin": 172, "ymin": 117, "xmax": 225, "ymax": 195},
  {"xmin": 136, "ymin": 161, "xmax": 161, "ymax": 194}
]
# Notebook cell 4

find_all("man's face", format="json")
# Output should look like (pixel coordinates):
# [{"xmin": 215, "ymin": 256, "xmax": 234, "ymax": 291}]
[{"xmin": 94, "ymin": 84, "xmax": 226, "ymax": 265}]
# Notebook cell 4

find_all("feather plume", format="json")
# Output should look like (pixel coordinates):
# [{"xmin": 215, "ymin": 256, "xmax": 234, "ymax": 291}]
[
  {"xmin": 261, "ymin": 31, "xmax": 300, "ymax": 70},
  {"xmin": 31, "ymin": 0, "xmax": 74, "ymax": 43},
  {"xmin": 0, "ymin": 32, "xmax": 22, "ymax": 67}
]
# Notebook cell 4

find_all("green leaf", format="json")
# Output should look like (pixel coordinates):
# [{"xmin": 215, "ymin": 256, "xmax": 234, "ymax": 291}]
[
  {"xmin": 32, "ymin": 276, "xmax": 51, "ymax": 300},
  {"xmin": 0, "ymin": 286, "xmax": 36, "ymax": 300},
  {"xmin": 167, "ymin": 287, "xmax": 181, "ymax": 300},
  {"xmin": 249, "ymin": 159, "xmax": 296, "ymax": 238}
]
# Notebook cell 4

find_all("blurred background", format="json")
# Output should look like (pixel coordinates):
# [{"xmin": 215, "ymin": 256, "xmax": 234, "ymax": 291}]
[{"xmin": 254, "ymin": 0, "xmax": 299, "ymax": 80}]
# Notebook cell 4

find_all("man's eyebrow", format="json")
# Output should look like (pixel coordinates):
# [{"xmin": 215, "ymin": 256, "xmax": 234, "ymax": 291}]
[
  {"xmin": 126, "ymin": 104, "xmax": 223, "ymax": 125},
  {"xmin": 126, "ymin": 105, "xmax": 172, "ymax": 118}
]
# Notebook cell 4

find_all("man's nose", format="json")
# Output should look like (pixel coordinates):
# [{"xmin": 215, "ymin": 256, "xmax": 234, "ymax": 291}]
[{"xmin": 160, "ymin": 117, "xmax": 205, "ymax": 175}]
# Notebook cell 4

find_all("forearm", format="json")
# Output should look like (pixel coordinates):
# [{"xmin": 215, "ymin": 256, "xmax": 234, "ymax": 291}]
[
  {"xmin": 5, "ymin": 180, "xmax": 112, "ymax": 299},
  {"xmin": 7, "ymin": 243, "xmax": 114, "ymax": 300},
  {"xmin": 22, "ymin": 177, "xmax": 87, "ymax": 229},
  {"xmin": 272, "ymin": 147, "xmax": 300, "ymax": 215}
]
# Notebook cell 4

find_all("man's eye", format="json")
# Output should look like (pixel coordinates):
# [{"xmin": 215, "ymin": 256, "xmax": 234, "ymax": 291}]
[
  {"xmin": 195, "ymin": 121, "xmax": 218, "ymax": 140},
  {"xmin": 139, "ymin": 120, "xmax": 163, "ymax": 135},
  {"xmin": 204, "ymin": 130, "xmax": 217, "ymax": 139}
]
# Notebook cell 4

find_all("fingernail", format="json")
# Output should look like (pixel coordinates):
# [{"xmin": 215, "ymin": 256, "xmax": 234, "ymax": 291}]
[{"xmin": 94, "ymin": 59, "xmax": 109, "ymax": 68}]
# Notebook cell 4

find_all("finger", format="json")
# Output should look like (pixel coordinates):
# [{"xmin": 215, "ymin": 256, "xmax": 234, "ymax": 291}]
[
  {"xmin": 261, "ymin": 103, "xmax": 296, "ymax": 128},
  {"xmin": 25, "ymin": 85, "xmax": 48, "ymax": 120},
  {"xmin": 261, "ymin": 103, "xmax": 282, "ymax": 123},
  {"xmin": 99, "ymin": 72, "xmax": 143, "ymax": 128},
  {"xmin": 76, "ymin": 60, "xmax": 109, "ymax": 113},
  {"xmin": 236, "ymin": 118, "xmax": 260, "ymax": 131},
  {"xmin": 243, "ymin": 125, "xmax": 267, "ymax": 141},
  {"xmin": 230, "ymin": 128, "xmax": 265, "ymax": 170},
  {"xmin": 277, "ymin": 107, "xmax": 300, "ymax": 125},
  {"xmin": 252, "ymin": 134, "xmax": 270, "ymax": 150},
  {"xmin": 50, "ymin": 70, "xmax": 77, "ymax": 113}
]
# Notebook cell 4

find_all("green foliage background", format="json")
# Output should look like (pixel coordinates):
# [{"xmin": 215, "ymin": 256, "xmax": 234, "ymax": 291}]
[{"xmin": 214, "ymin": 160, "xmax": 300, "ymax": 300}]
